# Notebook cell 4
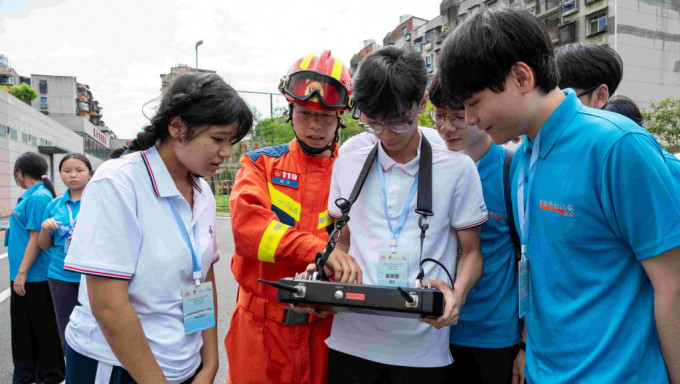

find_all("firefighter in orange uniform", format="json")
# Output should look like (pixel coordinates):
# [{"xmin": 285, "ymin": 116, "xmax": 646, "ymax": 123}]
[{"xmin": 226, "ymin": 51, "xmax": 362, "ymax": 384}]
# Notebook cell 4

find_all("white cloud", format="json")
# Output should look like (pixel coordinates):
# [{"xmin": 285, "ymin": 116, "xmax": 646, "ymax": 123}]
[{"xmin": 47, "ymin": 42, "xmax": 95, "ymax": 59}]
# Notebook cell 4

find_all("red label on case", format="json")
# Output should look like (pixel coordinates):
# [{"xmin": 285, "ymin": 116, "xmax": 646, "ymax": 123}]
[{"xmin": 346, "ymin": 293, "xmax": 365, "ymax": 301}]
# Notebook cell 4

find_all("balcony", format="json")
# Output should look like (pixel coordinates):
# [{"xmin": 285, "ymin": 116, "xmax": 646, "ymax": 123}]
[
  {"xmin": 77, "ymin": 101, "xmax": 90, "ymax": 112},
  {"xmin": 536, "ymin": 0, "xmax": 561, "ymax": 17},
  {"xmin": 425, "ymin": 42, "xmax": 433, "ymax": 51},
  {"xmin": 77, "ymin": 94, "xmax": 88, "ymax": 102}
]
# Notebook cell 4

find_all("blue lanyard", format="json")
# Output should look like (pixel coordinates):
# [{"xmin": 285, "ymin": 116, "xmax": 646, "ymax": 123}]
[
  {"xmin": 65, "ymin": 201, "xmax": 77, "ymax": 228},
  {"xmin": 377, "ymin": 150, "xmax": 419, "ymax": 253},
  {"xmin": 167, "ymin": 198, "xmax": 202, "ymax": 285},
  {"xmin": 517, "ymin": 132, "xmax": 542, "ymax": 258}
]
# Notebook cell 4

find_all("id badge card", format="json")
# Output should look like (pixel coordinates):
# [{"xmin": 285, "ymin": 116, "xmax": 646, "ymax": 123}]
[
  {"xmin": 377, "ymin": 251, "xmax": 408, "ymax": 287},
  {"xmin": 181, "ymin": 282, "xmax": 216, "ymax": 334},
  {"xmin": 518, "ymin": 257, "xmax": 529, "ymax": 318},
  {"xmin": 61, "ymin": 226, "xmax": 74, "ymax": 254}
]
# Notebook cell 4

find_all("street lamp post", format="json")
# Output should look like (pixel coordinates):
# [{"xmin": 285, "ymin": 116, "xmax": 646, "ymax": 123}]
[{"xmin": 195, "ymin": 40, "xmax": 203, "ymax": 69}]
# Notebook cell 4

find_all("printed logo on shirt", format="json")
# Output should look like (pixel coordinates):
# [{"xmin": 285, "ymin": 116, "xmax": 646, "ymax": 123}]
[
  {"xmin": 11, "ymin": 210, "xmax": 19, "ymax": 216},
  {"xmin": 272, "ymin": 169, "xmax": 299, "ymax": 188},
  {"xmin": 479, "ymin": 204, "xmax": 488, "ymax": 215},
  {"xmin": 209, "ymin": 225, "xmax": 213, "ymax": 238},
  {"xmin": 539, "ymin": 200, "xmax": 574, "ymax": 217},
  {"xmin": 488, "ymin": 211, "xmax": 505, "ymax": 221}
]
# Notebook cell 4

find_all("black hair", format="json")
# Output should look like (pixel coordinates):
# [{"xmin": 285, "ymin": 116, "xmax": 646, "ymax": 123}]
[
  {"xmin": 59, "ymin": 153, "xmax": 93, "ymax": 175},
  {"xmin": 353, "ymin": 46, "xmax": 427, "ymax": 119},
  {"xmin": 556, "ymin": 43, "xmax": 623, "ymax": 95},
  {"xmin": 438, "ymin": 7, "xmax": 559, "ymax": 105},
  {"xmin": 110, "ymin": 72, "xmax": 253, "ymax": 158},
  {"xmin": 603, "ymin": 95, "xmax": 643, "ymax": 126},
  {"xmin": 428, "ymin": 72, "xmax": 464, "ymax": 110},
  {"xmin": 14, "ymin": 152, "xmax": 57, "ymax": 197}
]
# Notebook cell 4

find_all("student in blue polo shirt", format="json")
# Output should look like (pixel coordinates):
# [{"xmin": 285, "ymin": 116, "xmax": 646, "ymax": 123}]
[
  {"xmin": 438, "ymin": 7, "xmax": 680, "ymax": 383},
  {"xmin": 38, "ymin": 153, "xmax": 92, "ymax": 352},
  {"xmin": 9, "ymin": 151, "xmax": 65, "ymax": 384},
  {"xmin": 428, "ymin": 73, "xmax": 523, "ymax": 384}
]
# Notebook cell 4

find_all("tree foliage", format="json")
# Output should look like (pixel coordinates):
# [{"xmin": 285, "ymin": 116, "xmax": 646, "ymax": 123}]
[
  {"xmin": 642, "ymin": 98, "xmax": 680, "ymax": 153},
  {"xmin": 0, "ymin": 85, "xmax": 9, "ymax": 92},
  {"xmin": 418, "ymin": 100, "xmax": 435, "ymax": 128},
  {"xmin": 10, "ymin": 83, "xmax": 38, "ymax": 104}
]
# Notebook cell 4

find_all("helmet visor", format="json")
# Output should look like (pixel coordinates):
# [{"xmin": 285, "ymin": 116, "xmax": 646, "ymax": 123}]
[{"xmin": 283, "ymin": 70, "xmax": 350, "ymax": 110}]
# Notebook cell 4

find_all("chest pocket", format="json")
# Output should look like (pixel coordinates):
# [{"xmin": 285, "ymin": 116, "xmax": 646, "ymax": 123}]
[{"xmin": 268, "ymin": 183, "xmax": 301, "ymax": 227}]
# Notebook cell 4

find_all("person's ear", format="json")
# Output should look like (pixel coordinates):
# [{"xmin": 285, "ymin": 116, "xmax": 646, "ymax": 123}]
[
  {"xmin": 592, "ymin": 84, "xmax": 610, "ymax": 109},
  {"xmin": 511, "ymin": 62, "xmax": 535, "ymax": 94},
  {"xmin": 168, "ymin": 117, "xmax": 187, "ymax": 141},
  {"xmin": 418, "ymin": 91, "xmax": 430, "ymax": 114}
]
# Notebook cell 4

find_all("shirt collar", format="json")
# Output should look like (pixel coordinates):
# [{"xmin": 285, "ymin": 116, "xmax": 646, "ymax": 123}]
[
  {"xmin": 141, "ymin": 146, "xmax": 203, "ymax": 198},
  {"xmin": 21, "ymin": 181, "xmax": 45, "ymax": 199},
  {"xmin": 64, "ymin": 189, "xmax": 74, "ymax": 203},
  {"xmin": 377, "ymin": 130, "xmax": 422, "ymax": 177},
  {"xmin": 536, "ymin": 88, "xmax": 580, "ymax": 159},
  {"xmin": 476, "ymin": 143, "xmax": 501, "ymax": 180}
]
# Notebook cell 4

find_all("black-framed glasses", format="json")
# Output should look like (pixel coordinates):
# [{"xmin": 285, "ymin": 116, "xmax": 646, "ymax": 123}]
[
  {"xmin": 359, "ymin": 106, "xmax": 419, "ymax": 134},
  {"xmin": 428, "ymin": 110, "xmax": 467, "ymax": 130},
  {"xmin": 576, "ymin": 84, "xmax": 599, "ymax": 98}
]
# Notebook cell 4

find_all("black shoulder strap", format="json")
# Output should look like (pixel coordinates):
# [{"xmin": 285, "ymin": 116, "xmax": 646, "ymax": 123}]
[
  {"xmin": 334, "ymin": 143, "xmax": 379, "ymax": 216},
  {"xmin": 416, "ymin": 135, "xmax": 433, "ymax": 217},
  {"xmin": 503, "ymin": 148, "xmax": 521, "ymax": 262}
]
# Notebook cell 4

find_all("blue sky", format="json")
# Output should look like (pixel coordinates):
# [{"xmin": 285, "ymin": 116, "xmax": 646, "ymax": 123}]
[{"xmin": 0, "ymin": 0, "xmax": 442, "ymax": 139}]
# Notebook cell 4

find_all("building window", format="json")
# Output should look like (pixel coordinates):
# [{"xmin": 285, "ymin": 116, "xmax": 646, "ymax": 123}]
[
  {"xmin": 0, "ymin": 124, "xmax": 6, "ymax": 138},
  {"xmin": 588, "ymin": 11, "xmax": 607, "ymax": 35},
  {"xmin": 402, "ymin": 26, "xmax": 408, "ymax": 36},
  {"xmin": 40, "ymin": 97, "xmax": 48, "ymax": 109},
  {"xmin": 39, "ymin": 80, "xmax": 47, "ymax": 93},
  {"xmin": 426, "ymin": 54, "xmax": 433, "ymax": 71},
  {"xmin": 31, "ymin": 136, "xmax": 37, "ymax": 146},
  {"xmin": 416, "ymin": 41, "xmax": 422, "ymax": 52},
  {"xmin": 558, "ymin": 22, "xmax": 577, "ymax": 45},
  {"xmin": 563, "ymin": 0, "xmax": 577, "ymax": 12},
  {"xmin": 21, "ymin": 132, "xmax": 28, "ymax": 143},
  {"xmin": 426, "ymin": 32, "xmax": 432, "ymax": 42},
  {"xmin": 10, "ymin": 127, "xmax": 17, "ymax": 140}
]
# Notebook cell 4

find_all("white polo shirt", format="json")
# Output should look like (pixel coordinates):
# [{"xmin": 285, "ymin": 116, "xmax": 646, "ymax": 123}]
[
  {"xmin": 339, "ymin": 127, "xmax": 445, "ymax": 156},
  {"xmin": 327, "ymin": 132, "xmax": 487, "ymax": 367},
  {"xmin": 64, "ymin": 146, "xmax": 219, "ymax": 384}
]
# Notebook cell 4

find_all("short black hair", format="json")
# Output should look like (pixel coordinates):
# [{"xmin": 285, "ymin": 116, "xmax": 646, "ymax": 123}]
[
  {"xmin": 429, "ymin": 72, "xmax": 464, "ymax": 110},
  {"xmin": 353, "ymin": 46, "xmax": 427, "ymax": 119},
  {"xmin": 556, "ymin": 43, "xmax": 623, "ymax": 95},
  {"xmin": 603, "ymin": 95, "xmax": 643, "ymax": 126},
  {"xmin": 438, "ymin": 7, "xmax": 559, "ymax": 105}
]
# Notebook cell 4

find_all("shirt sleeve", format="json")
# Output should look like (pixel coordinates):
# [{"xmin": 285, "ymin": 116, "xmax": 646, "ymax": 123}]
[
  {"xmin": 449, "ymin": 157, "xmax": 488, "ymax": 230},
  {"xmin": 600, "ymin": 133, "xmax": 680, "ymax": 260},
  {"xmin": 230, "ymin": 155, "xmax": 327, "ymax": 265},
  {"xmin": 25, "ymin": 192, "xmax": 52, "ymax": 232},
  {"xmin": 64, "ymin": 178, "xmax": 142, "ymax": 280},
  {"xmin": 41, "ymin": 199, "xmax": 57, "ymax": 237}
]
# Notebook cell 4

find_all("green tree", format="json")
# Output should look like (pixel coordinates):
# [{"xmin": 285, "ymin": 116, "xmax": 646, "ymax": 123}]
[
  {"xmin": 10, "ymin": 83, "xmax": 38, "ymax": 104},
  {"xmin": 0, "ymin": 85, "xmax": 9, "ymax": 92},
  {"xmin": 642, "ymin": 98, "xmax": 680, "ymax": 153},
  {"xmin": 418, "ymin": 100, "xmax": 435, "ymax": 128}
]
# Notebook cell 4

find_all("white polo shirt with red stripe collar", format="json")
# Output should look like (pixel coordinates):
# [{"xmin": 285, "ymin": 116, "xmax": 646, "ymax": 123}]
[
  {"xmin": 64, "ymin": 145, "xmax": 219, "ymax": 383},
  {"xmin": 326, "ymin": 132, "xmax": 488, "ymax": 367}
]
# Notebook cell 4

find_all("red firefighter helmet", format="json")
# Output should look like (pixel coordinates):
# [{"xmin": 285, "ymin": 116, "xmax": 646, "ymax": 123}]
[{"xmin": 279, "ymin": 50, "xmax": 353, "ymax": 112}]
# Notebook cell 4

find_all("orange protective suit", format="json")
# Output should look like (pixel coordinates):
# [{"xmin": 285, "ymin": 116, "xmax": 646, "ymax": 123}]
[{"xmin": 226, "ymin": 139, "xmax": 336, "ymax": 384}]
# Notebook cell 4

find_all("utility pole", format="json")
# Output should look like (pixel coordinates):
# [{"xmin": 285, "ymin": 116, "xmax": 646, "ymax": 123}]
[{"xmin": 195, "ymin": 40, "xmax": 203, "ymax": 69}]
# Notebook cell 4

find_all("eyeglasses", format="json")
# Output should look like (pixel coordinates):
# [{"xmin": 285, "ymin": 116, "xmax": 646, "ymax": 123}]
[
  {"xmin": 576, "ymin": 84, "xmax": 599, "ymax": 98},
  {"xmin": 428, "ymin": 111, "xmax": 467, "ymax": 130},
  {"xmin": 359, "ymin": 107, "xmax": 419, "ymax": 134}
]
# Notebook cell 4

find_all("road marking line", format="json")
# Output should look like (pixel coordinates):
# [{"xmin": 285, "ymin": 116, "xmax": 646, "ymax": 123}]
[
  {"xmin": 0, "ymin": 252, "xmax": 7, "ymax": 260},
  {"xmin": 0, "ymin": 288, "xmax": 10, "ymax": 303}
]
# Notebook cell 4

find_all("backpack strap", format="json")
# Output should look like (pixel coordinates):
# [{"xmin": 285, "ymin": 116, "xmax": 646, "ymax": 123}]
[{"xmin": 503, "ymin": 148, "xmax": 521, "ymax": 262}]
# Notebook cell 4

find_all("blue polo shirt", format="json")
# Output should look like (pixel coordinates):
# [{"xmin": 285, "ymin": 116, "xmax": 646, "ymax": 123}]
[
  {"xmin": 8, "ymin": 182, "xmax": 54, "ymax": 282},
  {"xmin": 511, "ymin": 89, "xmax": 680, "ymax": 383},
  {"xmin": 450, "ymin": 143, "xmax": 521, "ymax": 348},
  {"xmin": 41, "ymin": 189, "xmax": 82, "ymax": 282}
]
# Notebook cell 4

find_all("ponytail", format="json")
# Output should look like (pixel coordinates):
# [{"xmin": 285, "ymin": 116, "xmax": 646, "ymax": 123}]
[{"xmin": 40, "ymin": 175, "xmax": 57, "ymax": 198}]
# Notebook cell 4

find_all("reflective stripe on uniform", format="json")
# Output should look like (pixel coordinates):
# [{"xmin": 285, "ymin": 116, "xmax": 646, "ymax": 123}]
[
  {"xmin": 317, "ymin": 210, "xmax": 333, "ymax": 230},
  {"xmin": 300, "ymin": 54, "xmax": 314, "ymax": 70},
  {"xmin": 258, "ymin": 220, "xmax": 289, "ymax": 263},
  {"xmin": 331, "ymin": 58, "xmax": 344, "ymax": 80},
  {"xmin": 268, "ymin": 183, "xmax": 301, "ymax": 222}
]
